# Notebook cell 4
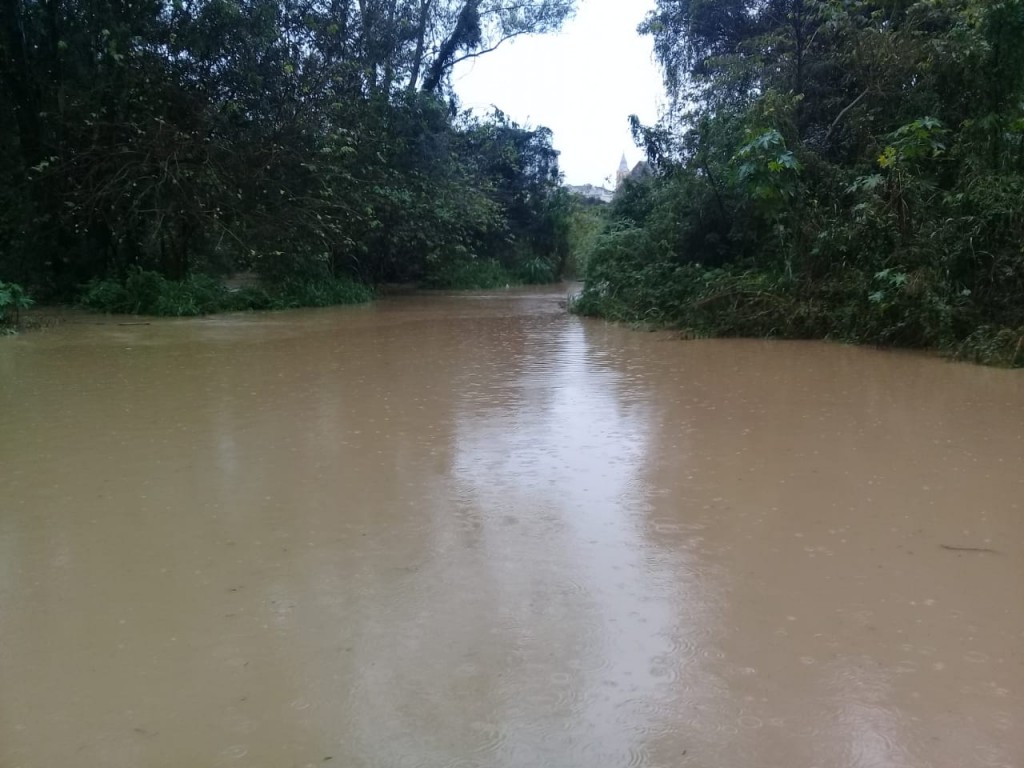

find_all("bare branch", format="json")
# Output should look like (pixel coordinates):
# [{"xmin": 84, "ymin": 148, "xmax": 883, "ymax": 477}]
[
  {"xmin": 449, "ymin": 30, "xmax": 519, "ymax": 66},
  {"xmin": 826, "ymin": 87, "xmax": 870, "ymax": 141}
]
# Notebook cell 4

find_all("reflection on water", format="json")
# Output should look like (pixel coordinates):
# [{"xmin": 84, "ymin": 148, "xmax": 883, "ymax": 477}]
[{"xmin": 0, "ymin": 290, "xmax": 1022, "ymax": 768}]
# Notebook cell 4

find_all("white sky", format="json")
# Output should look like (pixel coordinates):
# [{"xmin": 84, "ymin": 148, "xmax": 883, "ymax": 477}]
[{"xmin": 453, "ymin": 0, "xmax": 663, "ymax": 188}]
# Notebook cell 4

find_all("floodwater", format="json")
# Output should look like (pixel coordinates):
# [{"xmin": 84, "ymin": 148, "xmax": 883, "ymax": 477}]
[{"xmin": 1, "ymin": 289, "xmax": 1022, "ymax": 768}]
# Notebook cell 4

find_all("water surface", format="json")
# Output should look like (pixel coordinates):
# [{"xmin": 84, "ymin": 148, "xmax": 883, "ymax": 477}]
[{"xmin": 1, "ymin": 290, "xmax": 1022, "ymax": 767}]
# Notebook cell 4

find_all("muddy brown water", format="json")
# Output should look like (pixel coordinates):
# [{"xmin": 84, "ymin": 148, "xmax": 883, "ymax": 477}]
[{"xmin": 1, "ymin": 289, "xmax": 1022, "ymax": 768}]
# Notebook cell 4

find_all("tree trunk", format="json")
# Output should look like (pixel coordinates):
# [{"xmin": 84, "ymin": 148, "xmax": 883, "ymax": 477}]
[
  {"xmin": 407, "ymin": 0, "xmax": 431, "ymax": 91},
  {"xmin": 0, "ymin": 0, "xmax": 43, "ymax": 166},
  {"xmin": 421, "ymin": 0, "xmax": 480, "ymax": 93}
]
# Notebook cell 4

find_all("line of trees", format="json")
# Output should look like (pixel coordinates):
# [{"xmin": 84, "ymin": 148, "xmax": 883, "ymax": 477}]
[
  {"xmin": 576, "ymin": 0, "xmax": 1024, "ymax": 366},
  {"xmin": 0, "ymin": 0, "xmax": 576, "ymax": 301}
]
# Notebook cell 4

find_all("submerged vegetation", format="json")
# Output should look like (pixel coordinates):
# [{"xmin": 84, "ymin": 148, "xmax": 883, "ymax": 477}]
[
  {"xmin": 0, "ymin": 0, "xmax": 576, "ymax": 312},
  {"xmin": 575, "ymin": 0, "xmax": 1024, "ymax": 366}
]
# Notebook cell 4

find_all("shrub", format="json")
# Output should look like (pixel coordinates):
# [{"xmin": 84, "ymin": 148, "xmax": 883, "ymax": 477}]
[
  {"xmin": 950, "ymin": 326, "xmax": 1024, "ymax": 368},
  {"xmin": 512, "ymin": 255, "xmax": 559, "ymax": 285},
  {"xmin": 0, "ymin": 280, "xmax": 33, "ymax": 327},
  {"xmin": 258, "ymin": 278, "xmax": 375, "ymax": 308},
  {"xmin": 421, "ymin": 258, "xmax": 518, "ymax": 290}
]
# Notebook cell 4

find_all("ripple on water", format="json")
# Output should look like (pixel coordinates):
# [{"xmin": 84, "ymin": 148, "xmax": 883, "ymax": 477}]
[
  {"xmin": 700, "ymin": 646, "xmax": 726, "ymax": 662},
  {"xmin": 627, "ymin": 695, "xmax": 706, "ymax": 736},
  {"xmin": 467, "ymin": 720, "xmax": 507, "ymax": 759},
  {"xmin": 219, "ymin": 745, "xmax": 248, "ymax": 761},
  {"xmin": 648, "ymin": 653, "xmax": 682, "ymax": 684},
  {"xmin": 624, "ymin": 743, "xmax": 652, "ymax": 768},
  {"xmin": 564, "ymin": 647, "xmax": 614, "ymax": 676},
  {"xmin": 974, "ymin": 744, "xmax": 1015, "ymax": 767},
  {"xmin": 991, "ymin": 711, "xmax": 1014, "ymax": 731},
  {"xmin": 738, "ymin": 715, "xmax": 764, "ymax": 729},
  {"xmin": 894, "ymin": 659, "xmax": 919, "ymax": 674},
  {"xmin": 649, "ymin": 518, "xmax": 706, "ymax": 536},
  {"xmin": 839, "ymin": 703, "xmax": 917, "ymax": 768},
  {"xmin": 518, "ymin": 684, "xmax": 577, "ymax": 716},
  {"xmin": 661, "ymin": 628, "xmax": 701, "ymax": 663}
]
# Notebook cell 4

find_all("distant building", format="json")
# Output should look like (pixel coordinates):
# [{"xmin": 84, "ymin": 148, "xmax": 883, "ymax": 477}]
[
  {"xmin": 622, "ymin": 160, "xmax": 653, "ymax": 184},
  {"xmin": 564, "ymin": 155, "xmax": 654, "ymax": 204},
  {"xmin": 615, "ymin": 154, "xmax": 630, "ymax": 188},
  {"xmin": 564, "ymin": 183, "xmax": 615, "ymax": 204}
]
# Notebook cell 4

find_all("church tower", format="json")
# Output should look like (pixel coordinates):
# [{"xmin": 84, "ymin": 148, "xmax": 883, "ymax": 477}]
[{"xmin": 615, "ymin": 154, "xmax": 630, "ymax": 188}]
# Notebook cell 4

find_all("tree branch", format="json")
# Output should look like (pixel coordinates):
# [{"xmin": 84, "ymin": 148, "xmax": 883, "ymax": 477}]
[
  {"xmin": 449, "ymin": 30, "xmax": 519, "ymax": 67},
  {"xmin": 826, "ymin": 87, "xmax": 870, "ymax": 141}
]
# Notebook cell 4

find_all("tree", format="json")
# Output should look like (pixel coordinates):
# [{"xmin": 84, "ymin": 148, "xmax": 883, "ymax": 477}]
[
  {"xmin": 417, "ymin": 0, "xmax": 573, "ymax": 93},
  {"xmin": 579, "ymin": 0, "xmax": 1024, "ymax": 365}
]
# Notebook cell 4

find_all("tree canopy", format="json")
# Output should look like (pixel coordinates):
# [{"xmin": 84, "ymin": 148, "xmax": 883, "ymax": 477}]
[{"xmin": 0, "ymin": 0, "xmax": 576, "ymax": 298}]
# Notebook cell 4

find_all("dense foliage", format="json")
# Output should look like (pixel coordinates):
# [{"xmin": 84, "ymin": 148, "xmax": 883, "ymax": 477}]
[
  {"xmin": 0, "ymin": 0, "xmax": 574, "ymax": 307},
  {"xmin": 575, "ymin": 0, "xmax": 1024, "ymax": 366}
]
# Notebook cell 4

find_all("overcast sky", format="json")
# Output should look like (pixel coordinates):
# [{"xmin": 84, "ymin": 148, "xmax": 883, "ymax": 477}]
[{"xmin": 453, "ymin": 0, "xmax": 663, "ymax": 188}]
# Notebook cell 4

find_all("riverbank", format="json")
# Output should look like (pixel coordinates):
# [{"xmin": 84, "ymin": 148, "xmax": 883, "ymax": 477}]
[{"xmin": 4, "ymin": 278, "xmax": 576, "ymax": 335}]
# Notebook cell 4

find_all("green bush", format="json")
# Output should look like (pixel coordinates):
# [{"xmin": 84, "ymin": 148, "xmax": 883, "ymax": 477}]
[
  {"xmin": 512, "ymin": 255, "xmax": 559, "ymax": 285},
  {"xmin": 153, "ymin": 274, "xmax": 229, "ymax": 316},
  {"xmin": 421, "ymin": 258, "xmax": 518, "ymax": 290},
  {"xmin": 0, "ymin": 280, "xmax": 33, "ymax": 327},
  {"xmin": 573, "ymin": 153, "xmax": 1024, "ymax": 366},
  {"xmin": 950, "ymin": 326, "xmax": 1024, "ymax": 368},
  {"xmin": 255, "ymin": 277, "xmax": 375, "ymax": 308},
  {"xmin": 563, "ymin": 200, "xmax": 609, "ymax": 278},
  {"xmin": 79, "ymin": 269, "xmax": 228, "ymax": 316},
  {"xmin": 575, "ymin": 234, "xmax": 979, "ymax": 351},
  {"xmin": 79, "ymin": 269, "xmax": 373, "ymax": 316},
  {"xmin": 78, "ymin": 277, "xmax": 132, "ymax": 314}
]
